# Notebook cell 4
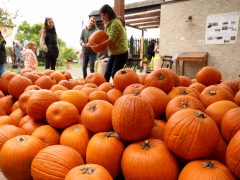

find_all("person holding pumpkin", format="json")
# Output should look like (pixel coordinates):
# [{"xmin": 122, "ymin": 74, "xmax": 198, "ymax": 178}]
[
  {"xmin": 80, "ymin": 16, "xmax": 99, "ymax": 78},
  {"xmin": 94, "ymin": 4, "xmax": 128, "ymax": 82},
  {"xmin": 40, "ymin": 17, "xmax": 59, "ymax": 70}
]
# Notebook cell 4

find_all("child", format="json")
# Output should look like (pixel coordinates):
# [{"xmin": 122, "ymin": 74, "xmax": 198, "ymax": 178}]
[{"xmin": 21, "ymin": 41, "xmax": 38, "ymax": 71}]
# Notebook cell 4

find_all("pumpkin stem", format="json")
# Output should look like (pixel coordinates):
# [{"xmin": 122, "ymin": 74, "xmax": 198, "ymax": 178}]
[
  {"xmin": 104, "ymin": 131, "xmax": 120, "ymax": 139},
  {"xmin": 141, "ymin": 140, "xmax": 151, "ymax": 150},
  {"xmin": 180, "ymin": 101, "xmax": 189, "ymax": 108},
  {"xmin": 80, "ymin": 166, "xmax": 95, "ymax": 174},
  {"xmin": 133, "ymin": 92, "xmax": 140, "ymax": 96},
  {"xmin": 203, "ymin": 161, "xmax": 215, "ymax": 169},
  {"xmin": 208, "ymin": 89, "xmax": 217, "ymax": 96},
  {"xmin": 195, "ymin": 111, "xmax": 206, "ymax": 119},
  {"xmin": 16, "ymin": 136, "xmax": 27, "ymax": 143},
  {"xmin": 120, "ymin": 70, "xmax": 127, "ymax": 74},
  {"xmin": 87, "ymin": 104, "xmax": 97, "ymax": 112},
  {"xmin": 180, "ymin": 90, "xmax": 189, "ymax": 95},
  {"xmin": 72, "ymin": 127, "xmax": 81, "ymax": 132},
  {"xmin": 153, "ymin": 122, "xmax": 159, "ymax": 127},
  {"xmin": 157, "ymin": 73, "xmax": 165, "ymax": 80}
]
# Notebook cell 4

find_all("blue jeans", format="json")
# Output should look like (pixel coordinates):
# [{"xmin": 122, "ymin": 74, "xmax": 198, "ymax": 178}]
[
  {"xmin": 104, "ymin": 51, "xmax": 128, "ymax": 82},
  {"xmin": 0, "ymin": 64, "xmax": 5, "ymax": 78},
  {"xmin": 82, "ymin": 53, "xmax": 97, "ymax": 78}
]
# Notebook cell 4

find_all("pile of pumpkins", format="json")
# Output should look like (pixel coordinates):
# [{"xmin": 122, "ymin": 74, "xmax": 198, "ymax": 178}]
[{"xmin": 0, "ymin": 66, "xmax": 239, "ymax": 180}]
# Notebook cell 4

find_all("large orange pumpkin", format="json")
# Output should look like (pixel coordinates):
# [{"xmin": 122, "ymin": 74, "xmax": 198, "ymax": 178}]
[
  {"xmin": 0, "ymin": 95, "xmax": 14, "ymax": 115},
  {"xmin": 31, "ymin": 145, "xmax": 84, "ymax": 180},
  {"xmin": 121, "ymin": 139, "xmax": 178, "ymax": 180},
  {"xmin": 34, "ymin": 75, "xmax": 56, "ymax": 89},
  {"xmin": 65, "ymin": 164, "xmax": 113, "ymax": 180},
  {"xmin": 88, "ymin": 30, "xmax": 109, "ymax": 53},
  {"xmin": 81, "ymin": 100, "xmax": 113, "ymax": 133},
  {"xmin": 85, "ymin": 72, "xmax": 106, "ymax": 86},
  {"xmin": 18, "ymin": 90, "xmax": 37, "ymax": 114},
  {"xmin": 46, "ymin": 101, "xmax": 79, "ymax": 129},
  {"xmin": 164, "ymin": 109, "xmax": 221, "ymax": 160},
  {"xmin": 178, "ymin": 160, "xmax": 236, "ymax": 180},
  {"xmin": 226, "ymin": 131, "xmax": 240, "ymax": 178},
  {"xmin": 86, "ymin": 131, "xmax": 124, "ymax": 178},
  {"xmin": 0, "ymin": 135, "xmax": 44, "ymax": 180},
  {"xmin": 60, "ymin": 124, "xmax": 90, "ymax": 162},
  {"xmin": 112, "ymin": 94, "xmax": 154, "ymax": 141}
]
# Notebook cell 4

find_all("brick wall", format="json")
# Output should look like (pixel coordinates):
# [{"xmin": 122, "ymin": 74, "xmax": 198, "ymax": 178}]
[{"xmin": 160, "ymin": 0, "xmax": 240, "ymax": 79}]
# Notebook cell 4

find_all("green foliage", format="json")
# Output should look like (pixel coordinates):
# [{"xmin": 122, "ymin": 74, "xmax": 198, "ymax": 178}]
[
  {"xmin": 59, "ymin": 47, "xmax": 78, "ymax": 64},
  {"xmin": 0, "ymin": 2, "xmax": 18, "ymax": 28}
]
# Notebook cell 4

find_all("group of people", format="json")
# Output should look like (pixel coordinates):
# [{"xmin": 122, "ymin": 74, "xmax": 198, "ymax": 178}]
[
  {"xmin": 80, "ymin": 4, "xmax": 128, "ymax": 81},
  {"xmin": 1, "ymin": 4, "xmax": 131, "ymax": 81}
]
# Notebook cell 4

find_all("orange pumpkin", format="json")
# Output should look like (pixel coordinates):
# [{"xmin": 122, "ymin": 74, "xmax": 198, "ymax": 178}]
[
  {"xmin": 88, "ymin": 30, "xmax": 109, "ymax": 53},
  {"xmin": 189, "ymin": 82, "xmax": 206, "ymax": 93},
  {"xmin": 221, "ymin": 107, "xmax": 240, "ymax": 143},
  {"xmin": 234, "ymin": 90, "xmax": 240, "ymax": 105},
  {"xmin": 0, "ymin": 95, "xmax": 14, "ymax": 115},
  {"xmin": 21, "ymin": 71, "xmax": 40, "ymax": 83},
  {"xmin": 88, "ymin": 90, "xmax": 110, "ymax": 102},
  {"xmin": 0, "ymin": 135, "xmax": 44, "ymax": 180},
  {"xmin": 18, "ymin": 90, "xmax": 36, "ymax": 114},
  {"xmin": 50, "ymin": 71, "xmax": 66, "ymax": 83},
  {"xmin": 85, "ymin": 72, "xmax": 106, "ymax": 86},
  {"xmin": 196, "ymin": 66, "xmax": 222, "ymax": 86},
  {"xmin": 168, "ymin": 86, "xmax": 199, "ymax": 100},
  {"xmin": 178, "ymin": 75, "xmax": 192, "ymax": 87},
  {"xmin": 112, "ymin": 94, "xmax": 154, "ymax": 141},
  {"xmin": 60, "ymin": 124, "xmax": 90, "ymax": 161},
  {"xmin": 65, "ymin": 164, "xmax": 113, "ymax": 180},
  {"xmin": 98, "ymin": 82, "xmax": 113, "ymax": 92},
  {"xmin": 123, "ymin": 83, "xmax": 145, "ymax": 95},
  {"xmin": 226, "ymin": 131, "xmax": 240, "ymax": 178},
  {"xmin": 166, "ymin": 95, "xmax": 205, "ymax": 120},
  {"xmin": 9, "ymin": 108, "xmax": 25, "ymax": 126},
  {"xmin": 8, "ymin": 75, "xmax": 33, "ymax": 99},
  {"xmin": 86, "ymin": 132, "xmax": 124, "ymax": 178},
  {"xmin": 149, "ymin": 119, "xmax": 166, "ymax": 141},
  {"xmin": 24, "ymin": 84, "xmax": 41, "ymax": 92},
  {"xmin": 46, "ymin": 101, "xmax": 79, "ymax": 129},
  {"xmin": 140, "ymin": 87, "xmax": 169, "ymax": 118},
  {"xmin": 107, "ymin": 88, "xmax": 122, "ymax": 104},
  {"xmin": 58, "ymin": 79, "xmax": 75, "ymax": 89},
  {"xmin": 205, "ymin": 100, "xmax": 238, "ymax": 128},
  {"xmin": 113, "ymin": 68, "xmax": 140, "ymax": 92},
  {"xmin": 0, "ymin": 71, "xmax": 16, "ymax": 94},
  {"xmin": 26, "ymin": 90, "xmax": 58, "ymax": 121},
  {"xmin": 81, "ymin": 100, "xmax": 113, "ymax": 133},
  {"xmin": 0, "ymin": 125, "xmax": 24, "ymax": 150},
  {"xmin": 178, "ymin": 160, "xmax": 235, "ymax": 180},
  {"xmin": 164, "ymin": 109, "xmax": 220, "ymax": 160},
  {"xmin": 31, "ymin": 145, "xmax": 84, "ymax": 180},
  {"xmin": 49, "ymin": 84, "xmax": 68, "ymax": 91},
  {"xmin": 122, "ymin": 139, "xmax": 178, "ymax": 180},
  {"xmin": 34, "ymin": 75, "xmax": 56, "ymax": 89},
  {"xmin": 60, "ymin": 90, "xmax": 88, "ymax": 113},
  {"xmin": 32, "ymin": 125, "xmax": 60, "ymax": 147}
]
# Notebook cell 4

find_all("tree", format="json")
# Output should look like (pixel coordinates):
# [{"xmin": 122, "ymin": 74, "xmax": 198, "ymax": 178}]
[{"xmin": 0, "ymin": 1, "xmax": 18, "ymax": 28}]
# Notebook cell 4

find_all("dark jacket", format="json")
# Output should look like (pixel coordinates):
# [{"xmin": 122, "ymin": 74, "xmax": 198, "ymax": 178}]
[
  {"xmin": 45, "ymin": 28, "xmax": 59, "ymax": 59},
  {"xmin": 0, "ymin": 34, "xmax": 6, "ymax": 64},
  {"xmin": 146, "ymin": 42, "xmax": 155, "ymax": 60},
  {"xmin": 80, "ymin": 25, "xmax": 98, "ymax": 54}
]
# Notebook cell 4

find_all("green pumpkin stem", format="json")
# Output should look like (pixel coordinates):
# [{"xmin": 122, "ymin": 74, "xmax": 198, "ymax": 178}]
[
  {"xmin": 80, "ymin": 166, "xmax": 95, "ymax": 174},
  {"xmin": 203, "ymin": 161, "xmax": 215, "ymax": 169},
  {"xmin": 141, "ymin": 140, "xmax": 151, "ymax": 150}
]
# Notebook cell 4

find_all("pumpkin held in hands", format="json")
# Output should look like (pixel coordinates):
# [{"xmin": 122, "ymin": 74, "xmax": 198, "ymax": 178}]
[{"xmin": 88, "ymin": 30, "xmax": 109, "ymax": 53}]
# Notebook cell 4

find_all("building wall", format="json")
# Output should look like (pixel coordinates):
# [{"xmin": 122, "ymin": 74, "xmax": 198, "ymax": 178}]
[{"xmin": 160, "ymin": 0, "xmax": 240, "ymax": 79}]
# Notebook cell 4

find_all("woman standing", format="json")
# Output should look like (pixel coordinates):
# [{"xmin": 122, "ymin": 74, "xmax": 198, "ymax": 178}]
[
  {"xmin": 0, "ymin": 31, "xmax": 6, "ymax": 77},
  {"xmin": 95, "ymin": 4, "xmax": 128, "ymax": 82},
  {"xmin": 40, "ymin": 17, "xmax": 59, "ymax": 70}
]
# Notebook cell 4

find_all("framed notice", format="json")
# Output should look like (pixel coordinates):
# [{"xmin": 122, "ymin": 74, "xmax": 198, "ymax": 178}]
[{"xmin": 205, "ymin": 12, "xmax": 240, "ymax": 44}]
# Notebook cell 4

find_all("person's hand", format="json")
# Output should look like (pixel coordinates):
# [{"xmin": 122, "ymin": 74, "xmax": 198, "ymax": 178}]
[
  {"xmin": 82, "ymin": 43, "xmax": 90, "ymax": 48},
  {"xmin": 42, "ymin": 45, "xmax": 48, "ymax": 52}
]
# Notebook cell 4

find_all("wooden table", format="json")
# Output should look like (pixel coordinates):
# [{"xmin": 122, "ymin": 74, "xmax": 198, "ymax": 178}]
[{"xmin": 176, "ymin": 52, "xmax": 208, "ymax": 75}]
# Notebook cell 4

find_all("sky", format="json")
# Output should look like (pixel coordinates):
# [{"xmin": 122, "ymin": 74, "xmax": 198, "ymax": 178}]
[{"xmin": 2, "ymin": 0, "xmax": 160, "ymax": 49}]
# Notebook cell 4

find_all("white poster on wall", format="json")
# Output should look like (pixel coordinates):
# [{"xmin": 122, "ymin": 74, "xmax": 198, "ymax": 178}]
[{"xmin": 205, "ymin": 12, "xmax": 240, "ymax": 44}]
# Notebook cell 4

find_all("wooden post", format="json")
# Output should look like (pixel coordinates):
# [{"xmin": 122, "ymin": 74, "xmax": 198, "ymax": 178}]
[
  {"xmin": 114, "ymin": 0, "xmax": 125, "ymax": 18},
  {"xmin": 140, "ymin": 29, "xmax": 144, "ymax": 70}
]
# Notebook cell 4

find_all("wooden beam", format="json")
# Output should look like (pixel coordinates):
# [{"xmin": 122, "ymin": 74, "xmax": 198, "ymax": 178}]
[
  {"xmin": 125, "ymin": 17, "xmax": 159, "ymax": 24},
  {"xmin": 141, "ymin": 25, "xmax": 159, "ymax": 29},
  {"xmin": 124, "ymin": 11, "xmax": 160, "ymax": 20},
  {"xmin": 126, "ymin": 24, "xmax": 145, "ymax": 31},
  {"xmin": 128, "ymin": 21, "xmax": 159, "ymax": 27},
  {"xmin": 114, "ymin": 0, "xmax": 125, "ymax": 18}
]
